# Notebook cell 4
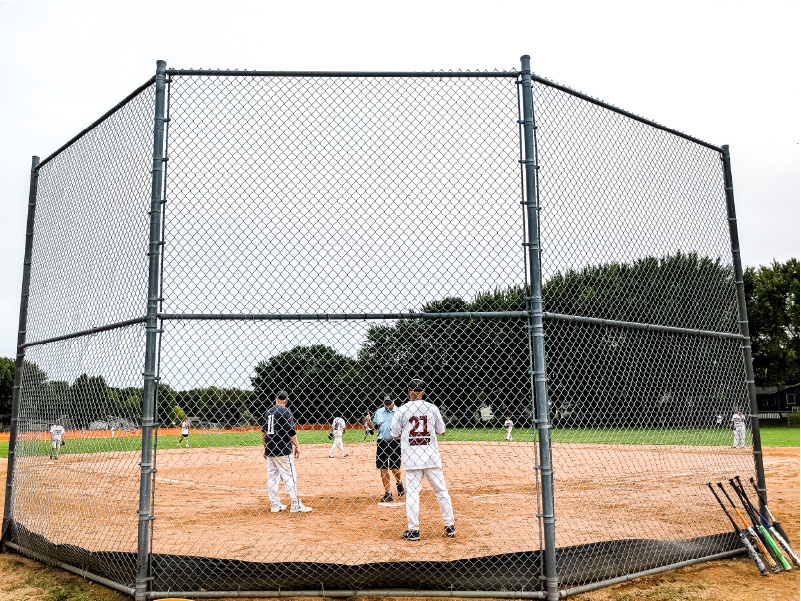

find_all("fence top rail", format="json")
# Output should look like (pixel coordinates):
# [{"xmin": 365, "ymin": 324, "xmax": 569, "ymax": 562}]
[
  {"xmin": 160, "ymin": 311, "xmax": 529, "ymax": 321},
  {"xmin": 167, "ymin": 68, "xmax": 519, "ymax": 78},
  {"xmin": 531, "ymin": 74, "xmax": 723, "ymax": 153},
  {"xmin": 36, "ymin": 76, "xmax": 157, "ymax": 171}
]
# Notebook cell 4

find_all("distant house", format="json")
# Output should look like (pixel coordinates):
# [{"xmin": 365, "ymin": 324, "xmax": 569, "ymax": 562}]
[{"xmin": 755, "ymin": 383, "xmax": 800, "ymax": 418}]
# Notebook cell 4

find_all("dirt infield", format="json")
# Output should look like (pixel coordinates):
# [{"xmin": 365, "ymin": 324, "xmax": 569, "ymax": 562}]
[
  {"xmin": 2, "ymin": 445, "xmax": 798, "ymax": 600},
  {"xmin": 8, "ymin": 438, "xmax": 765, "ymax": 568}
]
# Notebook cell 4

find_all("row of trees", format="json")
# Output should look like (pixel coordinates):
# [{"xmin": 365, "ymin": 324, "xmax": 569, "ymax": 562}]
[{"xmin": 1, "ymin": 255, "xmax": 798, "ymax": 428}]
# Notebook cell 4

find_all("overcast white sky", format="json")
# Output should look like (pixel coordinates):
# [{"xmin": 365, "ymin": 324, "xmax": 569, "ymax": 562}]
[{"xmin": 1, "ymin": 0, "xmax": 799, "ymax": 362}]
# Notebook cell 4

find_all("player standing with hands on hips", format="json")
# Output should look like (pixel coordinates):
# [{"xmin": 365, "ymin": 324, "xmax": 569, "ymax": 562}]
[
  {"xmin": 328, "ymin": 415, "xmax": 348, "ymax": 457},
  {"xmin": 373, "ymin": 393, "xmax": 405, "ymax": 503},
  {"xmin": 261, "ymin": 391, "xmax": 313, "ymax": 513},
  {"xmin": 504, "ymin": 413, "xmax": 513, "ymax": 442},
  {"xmin": 391, "ymin": 379, "xmax": 455, "ymax": 541},
  {"xmin": 731, "ymin": 410, "xmax": 746, "ymax": 448}
]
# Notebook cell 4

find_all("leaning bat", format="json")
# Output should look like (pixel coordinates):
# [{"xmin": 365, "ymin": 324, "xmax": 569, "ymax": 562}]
[
  {"xmin": 750, "ymin": 477, "xmax": 793, "ymax": 553},
  {"xmin": 707, "ymin": 483, "xmax": 768, "ymax": 576},
  {"xmin": 729, "ymin": 479, "xmax": 790, "ymax": 571},
  {"xmin": 717, "ymin": 482, "xmax": 780, "ymax": 573},
  {"xmin": 732, "ymin": 477, "xmax": 797, "ymax": 568}
]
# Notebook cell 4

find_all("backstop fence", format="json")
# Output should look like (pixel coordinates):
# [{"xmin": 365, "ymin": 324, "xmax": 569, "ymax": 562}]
[{"xmin": 2, "ymin": 57, "xmax": 764, "ymax": 600}]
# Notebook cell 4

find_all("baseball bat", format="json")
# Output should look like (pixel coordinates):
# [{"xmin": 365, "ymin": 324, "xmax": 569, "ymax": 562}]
[
  {"xmin": 732, "ymin": 477, "xmax": 798, "ymax": 568},
  {"xmin": 729, "ymin": 479, "xmax": 791, "ymax": 571},
  {"xmin": 707, "ymin": 483, "xmax": 768, "ymax": 576},
  {"xmin": 750, "ymin": 477, "xmax": 792, "ymax": 549},
  {"xmin": 717, "ymin": 482, "xmax": 780, "ymax": 573}
]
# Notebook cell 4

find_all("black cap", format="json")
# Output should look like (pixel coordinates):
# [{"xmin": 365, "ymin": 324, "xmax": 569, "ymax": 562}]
[
  {"xmin": 276, "ymin": 391, "xmax": 288, "ymax": 401},
  {"xmin": 408, "ymin": 379, "xmax": 425, "ymax": 392},
  {"xmin": 383, "ymin": 393, "xmax": 393, "ymax": 404}
]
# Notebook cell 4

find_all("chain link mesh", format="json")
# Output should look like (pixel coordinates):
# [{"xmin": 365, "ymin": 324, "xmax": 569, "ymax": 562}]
[
  {"xmin": 532, "ymin": 79, "xmax": 755, "ymax": 586},
  {"xmin": 5, "ymin": 69, "xmax": 760, "ymax": 597},
  {"xmin": 26, "ymin": 86, "xmax": 156, "ymax": 343}
]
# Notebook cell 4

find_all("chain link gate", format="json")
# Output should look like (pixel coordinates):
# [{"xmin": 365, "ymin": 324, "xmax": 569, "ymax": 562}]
[{"xmin": 2, "ymin": 57, "xmax": 764, "ymax": 600}]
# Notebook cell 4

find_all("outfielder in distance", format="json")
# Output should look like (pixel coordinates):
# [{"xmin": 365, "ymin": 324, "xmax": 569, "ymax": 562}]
[
  {"xmin": 731, "ymin": 410, "xmax": 746, "ymax": 448},
  {"xmin": 49, "ymin": 423, "xmax": 66, "ymax": 461},
  {"xmin": 361, "ymin": 411, "xmax": 376, "ymax": 441},
  {"xmin": 260, "ymin": 391, "xmax": 313, "ymax": 514},
  {"xmin": 391, "ymin": 379, "xmax": 455, "ymax": 541},
  {"xmin": 504, "ymin": 414, "xmax": 513, "ymax": 442},
  {"xmin": 328, "ymin": 415, "xmax": 348, "ymax": 457},
  {"xmin": 177, "ymin": 417, "xmax": 190, "ymax": 448}
]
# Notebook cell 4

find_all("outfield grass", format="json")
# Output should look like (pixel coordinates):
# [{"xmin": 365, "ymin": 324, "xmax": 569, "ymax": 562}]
[{"xmin": 0, "ymin": 424, "xmax": 797, "ymax": 459}]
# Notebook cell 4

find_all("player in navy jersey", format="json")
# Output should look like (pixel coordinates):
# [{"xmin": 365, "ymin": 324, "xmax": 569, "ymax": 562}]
[{"xmin": 261, "ymin": 391, "xmax": 313, "ymax": 513}]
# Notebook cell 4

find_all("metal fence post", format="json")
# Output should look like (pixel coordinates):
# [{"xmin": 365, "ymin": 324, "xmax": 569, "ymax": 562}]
[
  {"xmin": 721, "ymin": 145, "xmax": 768, "ymax": 513},
  {"xmin": 135, "ymin": 59, "xmax": 167, "ymax": 601},
  {"xmin": 1, "ymin": 156, "xmax": 40, "ymax": 550},
  {"xmin": 519, "ymin": 55, "xmax": 559, "ymax": 601}
]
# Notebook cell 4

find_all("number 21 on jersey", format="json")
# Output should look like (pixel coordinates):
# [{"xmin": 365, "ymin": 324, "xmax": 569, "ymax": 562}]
[{"xmin": 409, "ymin": 416, "xmax": 429, "ymax": 445}]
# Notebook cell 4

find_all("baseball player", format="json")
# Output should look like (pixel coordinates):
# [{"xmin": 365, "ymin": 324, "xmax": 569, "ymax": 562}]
[
  {"xmin": 362, "ymin": 411, "xmax": 376, "ymax": 441},
  {"xmin": 504, "ymin": 414, "xmax": 513, "ymax": 442},
  {"xmin": 390, "ymin": 379, "xmax": 455, "ymax": 541},
  {"xmin": 373, "ymin": 393, "xmax": 405, "ymax": 503},
  {"xmin": 328, "ymin": 416, "xmax": 348, "ymax": 457},
  {"xmin": 260, "ymin": 391, "xmax": 313, "ymax": 513},
  {"xmin": 731, "ymin": 410, "xmax": 747, "ymax": 448},
  {"xmin": 49, "ymin": 423, "xmax": 66, "ymax": 461},
  {"xmin": 177, "ymin": 418, "xmax": 190, "ymax": 448}
]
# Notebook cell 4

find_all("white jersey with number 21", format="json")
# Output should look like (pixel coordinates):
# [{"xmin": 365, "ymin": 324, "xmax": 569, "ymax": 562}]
[{"xmin": 390, "ymin": 400, "xmax": 446, "ymax": 470}]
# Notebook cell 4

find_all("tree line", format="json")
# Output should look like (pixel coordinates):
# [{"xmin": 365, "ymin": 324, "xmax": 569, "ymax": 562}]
[{"xmin": 1, "ymin": 255, "xmax": 798, "ymax": 428}]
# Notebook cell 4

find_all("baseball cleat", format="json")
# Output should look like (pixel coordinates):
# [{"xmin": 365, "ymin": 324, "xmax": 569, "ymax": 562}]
[
  {"xmin": 396, "ymin": 483, "xmax": 405, "ymax": 498},
  {"xmin": 445, "ymin": 525, "xmax": 456, "ymax": 538},
  {"xmin": 401, "ymin": 529, "xmax": 420, "ymax": 541},
  {"xmin": 379, "ymin": 492, "xmax": 394, "ymax": 503},
  {"xmin": 290, "ymin": 504, "xmax": 313, "ymax": 514},
  {"xmin": 270, "ymin": 504, "xmax": 288, "ymax": 513}
]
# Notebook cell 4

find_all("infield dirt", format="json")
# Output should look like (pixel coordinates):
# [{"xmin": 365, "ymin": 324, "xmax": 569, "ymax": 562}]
[{"xmin": 1, "ymin": 445, "xmax": 798, "ymax": 600}]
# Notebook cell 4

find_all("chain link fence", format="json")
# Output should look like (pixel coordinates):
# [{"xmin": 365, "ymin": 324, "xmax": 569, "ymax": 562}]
[{"xmin": 3, "ymin": 59, "xmax": 762, "ymax": 600}]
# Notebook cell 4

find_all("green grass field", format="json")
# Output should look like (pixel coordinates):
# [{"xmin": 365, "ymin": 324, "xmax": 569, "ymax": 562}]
[{"xmin": 1, "ymin": 424, "xmax": 798, "ymax": 458}]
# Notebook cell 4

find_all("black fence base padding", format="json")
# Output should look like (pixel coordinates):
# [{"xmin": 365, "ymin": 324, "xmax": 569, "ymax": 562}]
[
  {"xmin": 7, "ymin": 521, "xmax": 740, "ymax": 593},
  {"xmin": 555, "ymin": 532, "xmax": 741, "ymax": 585}
]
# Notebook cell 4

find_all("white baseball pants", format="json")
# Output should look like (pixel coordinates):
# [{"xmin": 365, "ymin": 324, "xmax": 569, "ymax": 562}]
[
  {"xmin": 405, "ymin": 467, "xmax": 454, "ymax": 531},
  {"xmin": 329, "ymin": 434, "xmax": 346, "ymax": 457},
  {"xmin": 732, "ymin": 426, "xmax": 746, "ymax": 448},
  {"xmin": 266, "ymin": 454, "xmax": 300, "ymax": 509},
  {"xmin": 505, "ymin": 428, "xmax": 513, "ymax": 441}
]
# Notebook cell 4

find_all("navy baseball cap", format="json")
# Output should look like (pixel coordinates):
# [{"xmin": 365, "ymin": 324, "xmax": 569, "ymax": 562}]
[
  {"xmin": 383, "ymin": 393, "xmax": 393, "ymax": 404},
  {"xmin": 276, "ymin": 391, "xmax": 289, "ymax": 401},
  {"xmin": 408, "ymin": 379, "xmax": 425, "ymax": 392}
]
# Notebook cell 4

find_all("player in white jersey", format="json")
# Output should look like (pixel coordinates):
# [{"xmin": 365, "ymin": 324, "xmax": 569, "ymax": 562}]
[
  {"xmin": 731, "ymin": 411, "xmax": 746, "ymax": 448},
  {"xmin": 504, "ymin": 415, "xmax": 513, "ymax": 441},
  {"xmin": 177, "ymin": 418, "xmax": 190, "ymax": 448},
  {"xmin": 50, "ymin": 424, "xmax": 66, "ymax": 460},
  {"xmin": 328, "ymin": 416, "xmax": 348, "ymax": 457},
  {"xmin": 390, "ymin": 379, "xmax": 455, "ymax": 541}
]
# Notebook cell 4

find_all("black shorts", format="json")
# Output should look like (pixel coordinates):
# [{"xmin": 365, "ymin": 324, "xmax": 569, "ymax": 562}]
[{"xmin": 376, "ymin": 439, "xmax": 401, "ymax": 470}]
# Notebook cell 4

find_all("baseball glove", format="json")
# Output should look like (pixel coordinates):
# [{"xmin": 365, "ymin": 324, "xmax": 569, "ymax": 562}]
[
  {"xmin": 328, "ymin": 432, "xmax": 334, "ymax": 441},
  {"xmin": 60, "ymin": 440, "xmax": 67, "ymax": 448}
]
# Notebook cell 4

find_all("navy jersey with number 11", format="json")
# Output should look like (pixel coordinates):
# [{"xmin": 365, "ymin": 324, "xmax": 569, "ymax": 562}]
[
  {"xmin": 390, "ymin": 400, "xmax": 446, "ymax": 470},
  {"xmin": 261, "ymin": 405, "xmax": 296, "ymax": 457}
]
